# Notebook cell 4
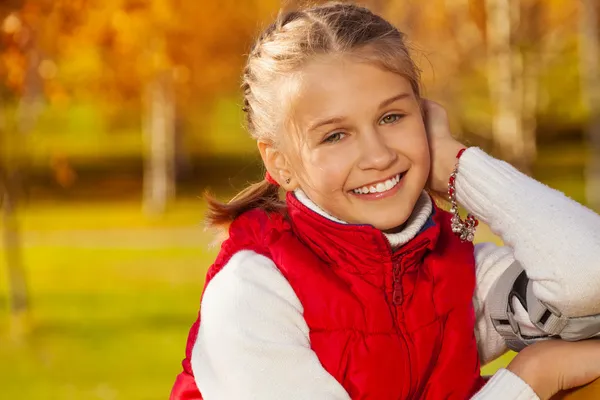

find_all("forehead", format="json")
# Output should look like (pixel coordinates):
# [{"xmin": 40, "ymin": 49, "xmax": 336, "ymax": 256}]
[{"xmin": 289, "ymin": 54, "xmax": 415, "ymax": 128}]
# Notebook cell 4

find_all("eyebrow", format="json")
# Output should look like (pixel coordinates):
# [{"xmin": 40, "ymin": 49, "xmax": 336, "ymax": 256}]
[
  {"xmin": 308, "ymin": 92, "xmax": 411, "ymax": 132},
  {"xmin": 379, "ymin": 92, "xmax": 411, "ymax": 110},
  {"xmin": 308, "ymin": 116, "xmax": 346, "ymax": 132}
]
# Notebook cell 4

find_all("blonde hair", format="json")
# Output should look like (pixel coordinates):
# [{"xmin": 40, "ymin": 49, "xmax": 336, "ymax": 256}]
[{"xmin": 206, "ymin": 1, "xmax": 421, "ymax": 228}]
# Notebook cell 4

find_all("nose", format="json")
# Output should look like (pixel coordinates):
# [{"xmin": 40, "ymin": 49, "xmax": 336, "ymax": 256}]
[{"xmin": 357, "ymin": 128, "xmax": 398, "ymax": 171}]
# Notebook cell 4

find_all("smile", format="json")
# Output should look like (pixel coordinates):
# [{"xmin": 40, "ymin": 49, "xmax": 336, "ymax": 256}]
[{"xmin": 351, "ymin": 172, "xmax": 405, "ymax": 195}]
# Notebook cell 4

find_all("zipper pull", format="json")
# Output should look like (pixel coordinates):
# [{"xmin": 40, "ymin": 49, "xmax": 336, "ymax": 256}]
[
  {"xmin": 393, "ymin": 286, "xmax": 403, "ymax": 305},
  {"xmin": 392, "ymin": 259, "xmax": 403, "ymax": 305}
]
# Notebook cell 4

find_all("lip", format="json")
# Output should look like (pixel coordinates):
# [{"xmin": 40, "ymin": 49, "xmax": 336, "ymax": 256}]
[
  {"xmin": 348, "ymin": 171, "xmax": 407, "ymax": 201},
  {"xmin": 349, "ymin": 171, "xmax": 405, "ymax": 192}
]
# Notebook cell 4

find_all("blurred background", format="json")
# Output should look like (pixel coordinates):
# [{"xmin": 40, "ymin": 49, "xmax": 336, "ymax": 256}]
[{"xmin": 0, "ymin": 0, "xmax": 598, "ymax": 398}]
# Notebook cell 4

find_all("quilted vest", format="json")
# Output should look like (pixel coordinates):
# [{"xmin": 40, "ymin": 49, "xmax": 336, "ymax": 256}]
[{"xmin": 171, "ymin": 192, "xmax": 485, "ymax": 399}]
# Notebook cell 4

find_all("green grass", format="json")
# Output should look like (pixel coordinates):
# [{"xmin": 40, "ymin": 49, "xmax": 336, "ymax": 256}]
[{"xmin": 0, "ymin": 201, "xmax": 217, "ymax": 399}]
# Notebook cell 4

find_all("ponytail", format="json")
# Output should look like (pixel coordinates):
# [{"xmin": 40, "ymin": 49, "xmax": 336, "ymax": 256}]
[{"xmin": 204, "ymin": 179, "xmax": 286, "ymax": 230}]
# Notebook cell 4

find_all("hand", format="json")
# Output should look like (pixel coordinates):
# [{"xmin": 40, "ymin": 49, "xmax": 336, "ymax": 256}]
[
  {"xmin": 506, "ymin": 339, "xmax": 600, "ymax": 400},
  {"xmin": 421, "ymin": 99, "xmax": 465, "ymax": 194}
]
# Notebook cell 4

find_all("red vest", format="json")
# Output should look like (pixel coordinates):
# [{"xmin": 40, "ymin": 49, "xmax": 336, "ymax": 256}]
[{"xmin": 171, "ymin": 192, "xmax": 485, "ymax": 399}]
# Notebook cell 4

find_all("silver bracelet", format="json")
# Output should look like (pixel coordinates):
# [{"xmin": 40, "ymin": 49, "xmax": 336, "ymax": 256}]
[{"xmin": 448, "ymin": 148, "xmax": 478, "ymax": 242}]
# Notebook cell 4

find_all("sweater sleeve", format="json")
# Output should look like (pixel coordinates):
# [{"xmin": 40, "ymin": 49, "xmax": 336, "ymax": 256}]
[
  {"xmin": 190, "ymin": 250, "xmax": 351, "ymax": 400},
  {"xmin": 456, "ymin": 147, "xmax": 600, "ymax": 320},
  {"xmin": 454, "ymin": 148, "xmax": 600, "ymax": 397}
]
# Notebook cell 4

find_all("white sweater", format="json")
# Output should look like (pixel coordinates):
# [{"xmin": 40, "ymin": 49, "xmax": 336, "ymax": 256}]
[{"xmin": 191, "ymin": 148, "xmax": 600, "ymax": 400}]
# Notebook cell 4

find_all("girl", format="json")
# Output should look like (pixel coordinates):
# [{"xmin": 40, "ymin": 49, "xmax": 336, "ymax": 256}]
[{"xmin": 172, "ymin": 3, "xmax": 600, "ymax": 399}]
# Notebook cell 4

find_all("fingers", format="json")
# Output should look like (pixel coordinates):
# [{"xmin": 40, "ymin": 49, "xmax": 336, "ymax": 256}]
[
  {"xmin": 421, "ymin": 99, "xmax": 445, "ymax": 114},
  {"xmin": 421, "ymin": 99, "xmax": 448, "ymax": 130}
]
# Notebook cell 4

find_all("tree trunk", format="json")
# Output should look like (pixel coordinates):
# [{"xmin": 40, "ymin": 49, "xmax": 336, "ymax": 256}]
[
  {"xmin": 485, "ymin": 0, "xmax": 527, "ymax": 168},
  {"xmin": 517, "ymin": 0, "xmax": 542, "ymax": 168},
  {"xmin": 1, "ymin": 171, "xmax": 29, "ymax": 340},
  {"xmin": 1, "ymin": 20, "xmax": 41, "ymax": 339},
  {"xmin": 579, "ymin": 0, "xmax": 600, "ymax": 210},
  {"xmin": 520, "ymin": 54, "xmax": 538, "ymax": 166},
  {"xmin": 142, "ymin": 70, "xmax": 176, "ymax": 215},
  {"xmin": 0, "ymin": 96, "xmax": 31, "ymax": 340},
  {"xmin": 440, "ymin": 0, "xmax": 484, "ymax": 131}
]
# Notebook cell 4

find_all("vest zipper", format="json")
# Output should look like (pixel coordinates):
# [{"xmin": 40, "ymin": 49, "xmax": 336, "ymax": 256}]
[
  {"xmin": 390, "ymin": 256, "xmax": 413, "ymax": 399},
  {"xmin": 389, "ymin": 238, "xmax": 431, "ymax": 400},
  {"xmin": 390, "ymin": 237, "xmax": 430, "ymax": 305},
  {"xmin": 392, "ymin": 260, "xmax": 403, "ymax": 305}
]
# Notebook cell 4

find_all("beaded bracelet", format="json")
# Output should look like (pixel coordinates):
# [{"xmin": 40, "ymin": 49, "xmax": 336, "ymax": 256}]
[{"xmin": 449, "ymin": 148, "xmax": 478, "ymax": 242}]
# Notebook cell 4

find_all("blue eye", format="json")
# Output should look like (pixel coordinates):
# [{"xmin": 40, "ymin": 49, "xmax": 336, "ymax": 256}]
[
  {"xmin": 380, "ymin": 114, "xmax": 404, "ymax": 125},
  {"xmin": 323, "ymin": 132, "xmax": 346, "ymax": 144}
]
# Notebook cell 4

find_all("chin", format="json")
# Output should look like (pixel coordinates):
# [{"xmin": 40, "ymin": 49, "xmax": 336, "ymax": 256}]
[{"xmin": 369, "ymin": 215, "xmax": 410, "ymax": 232}]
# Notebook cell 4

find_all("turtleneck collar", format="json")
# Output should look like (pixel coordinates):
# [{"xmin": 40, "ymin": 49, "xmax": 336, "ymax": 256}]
[{"xmin": 293, "ymin": 189, "xmax": 434, "ymax": 249}]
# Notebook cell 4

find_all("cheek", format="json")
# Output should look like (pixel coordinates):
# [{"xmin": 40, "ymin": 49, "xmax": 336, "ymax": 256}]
[
  {"xmin": 395, "ymin": 120, "xmax": 430, "ymax": 164},
  {"xmin": 421, "ymin": 149, "xmax": 432, "ymax": 179},
  {"xmin": 410, "ymin": 137, "xmax": 431, "ymax": 180},
  {"xmin": 417, "ymin": 135, "xmax": 431, "ymax": 166},
  {"xmin": 411, "ymin": 132, "xmax": 432, "ymax": 180},
  {"xmin": 303, "ymin": 150, "xmax": 351, "ymax": 191}
]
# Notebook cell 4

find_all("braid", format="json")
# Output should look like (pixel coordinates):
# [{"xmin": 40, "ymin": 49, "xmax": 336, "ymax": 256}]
[
  {"xmin": 241, "ymin": 10, "xmax": 311, "ymax": 138},
  {"xmin": 240, "ymin": 72, "xmax": 254, "ymax": 133}
]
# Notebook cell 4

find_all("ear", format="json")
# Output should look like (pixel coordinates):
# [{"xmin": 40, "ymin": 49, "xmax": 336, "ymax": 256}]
[{"xmin": 257, "ymin": 141, "xmax": 298, "ymax": 190}]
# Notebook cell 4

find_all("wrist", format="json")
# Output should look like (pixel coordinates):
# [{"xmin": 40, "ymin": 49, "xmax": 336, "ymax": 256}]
[
  {"xmin": 433, "ymin": 140, "xmax": 466, "ymax": 194},
  {"xmin": 507, "ymin": 354, "xmax": 555, "ymax": 400}
]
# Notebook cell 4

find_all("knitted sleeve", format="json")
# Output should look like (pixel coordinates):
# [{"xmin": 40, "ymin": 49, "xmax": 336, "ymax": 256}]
[
  {"xmin": 455, "ymin": 147, "xmax": 600, "ymax": 364},
  {"xmin": 190, "ymin": 250, "xmax": 351, "ymax": 400}
]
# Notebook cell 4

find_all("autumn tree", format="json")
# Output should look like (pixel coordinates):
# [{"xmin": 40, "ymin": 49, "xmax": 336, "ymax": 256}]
[{"xmin": 49, "ymin": 0, "xmax": 281, "ymax": 213}]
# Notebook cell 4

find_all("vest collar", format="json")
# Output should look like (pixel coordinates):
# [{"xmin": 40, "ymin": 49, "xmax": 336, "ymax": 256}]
[
  {"xmin": 294, "ymin": 189, "xmax": 434, "ymax": 248},
  {"xmin": 285, "ymin": 190, "xmax": 442, "ymax": 272}
]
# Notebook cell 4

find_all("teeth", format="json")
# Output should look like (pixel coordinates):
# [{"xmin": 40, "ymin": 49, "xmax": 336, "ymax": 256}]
[{"xmin": 352, "ymin": 173, "xmax": 402, "ymax": 195}]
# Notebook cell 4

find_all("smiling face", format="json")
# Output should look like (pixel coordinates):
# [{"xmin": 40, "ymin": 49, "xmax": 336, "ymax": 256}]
[{"xmin": 280, "ymin": 54, "xmax": 431, "ymax": 231}]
